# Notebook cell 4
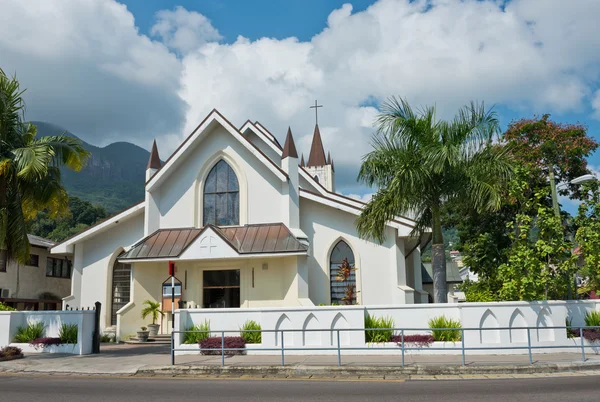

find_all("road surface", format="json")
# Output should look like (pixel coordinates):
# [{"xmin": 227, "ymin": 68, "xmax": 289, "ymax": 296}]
[{"xmin": 1, "ymin": 374, "xmax": 599, "ymax": 401}]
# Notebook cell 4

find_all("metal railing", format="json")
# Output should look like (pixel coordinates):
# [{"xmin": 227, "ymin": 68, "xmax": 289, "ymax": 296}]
[{"xmin": 170, "ymin": 325, "xmax": 600, "ymax": 366}]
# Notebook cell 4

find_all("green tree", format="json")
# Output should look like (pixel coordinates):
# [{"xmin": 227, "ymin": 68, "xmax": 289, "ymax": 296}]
[
  {"xmin": 357, "ymin": 98, "xmax": 513, "ymax": 302},
  {"xmin": 0, "ymin": 69, "xmax": 89, "ymax": 263},
  {"xmin": 574, "ymin": 181, "xmax": 600, "ymax": 295}
]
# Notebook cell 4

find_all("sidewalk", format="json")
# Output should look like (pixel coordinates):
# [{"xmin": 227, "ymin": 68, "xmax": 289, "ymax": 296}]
[{"xmin": 1, "ymin": 344, "xmax": 600, "ymax": 378}]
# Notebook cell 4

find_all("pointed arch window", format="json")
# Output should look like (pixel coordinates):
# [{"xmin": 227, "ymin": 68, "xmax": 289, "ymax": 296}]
[
  {"xmin": 111, "ymin": 261, "xmax": 131, "ymax": 326},
  {"xmin": 330, "ymin": 240, "xmax": 356, "ymax": 305},
  {"xmin": 203, "ymin": 160, "xmax": 239, "ymax": 226}
]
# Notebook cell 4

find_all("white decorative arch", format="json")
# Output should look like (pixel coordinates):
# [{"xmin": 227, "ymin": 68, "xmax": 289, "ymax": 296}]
[
  {"xmin": 509, "ymin": 308, "xmax": 527, "ymax": 343},
  {"xmin": 275, "ymin": 314, "xmax": 292, "ymax": 346},
  {"xmin": 330, "ymin": 312, "xmax": 350, "ymax": 346},
  {"xmin": 325, "ymin": 237, "xmax": 362, "ymax": 305},
  {"xmin": 194, "ymin": 150, "xmax": 248, "ymax": 227},
  {"xmin": 104, "ymin": 247, "xmax": 127, "ymax": 327},
  {"xmin": 536, "ymin": 308, "xmax": 555, "ymax": 342},
  {"xmin": 302, "ymin": 313, "xmax": 321, "ymax": 346},
  {"xmin": 479, "ymin": 309, "xmax": 500, "ymax": 344}
]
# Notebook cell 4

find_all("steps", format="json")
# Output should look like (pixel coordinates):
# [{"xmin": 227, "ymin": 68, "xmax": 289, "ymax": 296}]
[{"xmin": 124, "ymin": 334, "xmax": 172, "ymax": 345}]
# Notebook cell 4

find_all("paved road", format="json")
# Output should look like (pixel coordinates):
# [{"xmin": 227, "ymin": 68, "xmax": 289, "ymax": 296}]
[{"xmin": 2, "ymin": 374, "xmax": 599, "ymax": 401}]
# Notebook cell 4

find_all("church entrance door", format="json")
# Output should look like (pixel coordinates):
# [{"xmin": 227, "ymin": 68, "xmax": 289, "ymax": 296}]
[{"xmin": 202, "ymin": 269, "xmax": 240, "ymax": 308}]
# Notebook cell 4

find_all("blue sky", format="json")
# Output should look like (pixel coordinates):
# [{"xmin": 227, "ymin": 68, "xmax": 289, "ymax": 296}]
[{"xmin": 2, "ymin": 0, "xmax": 600, "ymax": 213}]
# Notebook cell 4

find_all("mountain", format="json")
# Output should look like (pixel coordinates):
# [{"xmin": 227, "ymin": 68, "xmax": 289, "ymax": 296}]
[{"xmin": 32, "ymin": 121, "xmax": 149, "ymax": 213}]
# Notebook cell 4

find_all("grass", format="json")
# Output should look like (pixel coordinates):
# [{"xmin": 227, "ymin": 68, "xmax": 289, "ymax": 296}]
[
  {"xmin": 240, "ymin": 320, "xmax": 262, "ymax": 344},
  {"xmin": 364, "ymin": 314, "xmax": 394, "ymax": 343},
  {"xmin": 428, "ymin": 315, "xmax": 462, "ymax": 342},
  {"xmin": 584, "ymin": 311, "xmax": 600, "ymax": 327},
  {"xmin": 183, "ymin": 320, "xmax": 211, "ymax": 344},
  {"xmin": 59, "ymin": 323, "xmax": 78, "ymax": 344},
  {"xmin": 13, "ymin": 322, "xmax": 46, "ymax": 343}
]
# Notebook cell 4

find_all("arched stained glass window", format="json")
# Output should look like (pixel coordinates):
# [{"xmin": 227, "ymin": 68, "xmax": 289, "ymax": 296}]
[
  {"xmin": 203, "ymin": 160, "xmax": 239, "ymax": 226},
  {"xmin": 330, "ymin": 240, "xmax": 356, "ymax": 305},
  {"xmin": 111, "ymin": 261, "xmax": 131, "ymax": 326}
]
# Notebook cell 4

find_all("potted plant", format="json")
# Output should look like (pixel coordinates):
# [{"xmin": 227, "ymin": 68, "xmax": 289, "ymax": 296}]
[
  {"xmin": 137, "ymin": 326, "xmax": 149, "ymax": 342},
  {"xmin": 141, "ymin": 300, "xmax": 164, "ymax": 336}
]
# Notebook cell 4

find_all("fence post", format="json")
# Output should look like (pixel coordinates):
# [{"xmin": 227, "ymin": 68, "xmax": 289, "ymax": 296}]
[
  {"xmin": 401, "ymin": 329, "xmax": 405, "ymax": 367},
  {"xmin": 92, "ymin": 302, "xmax": 101, "ymax": 354},
  {"xmin": 221, "ymin": 331, "xmax": 225, "ymax": 367},
  {"xmin": 281, "ymin": 331, "xmax": 285, "ymax": 366},
  {"xmin": 527, "ymin": 328, "xmax": 533, "ymax": 365},
  {"xmin": 461, "ymin": 328, "xmax": 465, "ymax": 366},
  {"xmin": 171, "ymin": 330, "xmax": 175, "ymax": 365},
  {"xmin": 336, "ymin": 329, "xmax": 341, "ymax": 366},
  {"xmin": 580, "ymin": 327, "xmax": 586, "ymax": 362}
]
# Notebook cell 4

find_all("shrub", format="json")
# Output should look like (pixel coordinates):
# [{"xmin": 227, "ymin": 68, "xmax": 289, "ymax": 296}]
[
  {"xmin": 391, "ymin": 334, "xmax": 435, "ymax": 348},
  {"xmin": 240, "ymin": 320, "xmax": 262, "ymax": 344},
  {"xmin": 13, "ymin": 322, "xmax": 45, "ymax": 343},
  {"xmin": 30, "ymin": 337, "xmax": 62, "ymax": 348},
  {"xmin": 100, "ymin": 333, "xmax": 115, "ymax": 343},
  {"xmin": 428, "ymin": 315, "xmax": 462, "ymax": 342},
  {"xmin": 59, "ymin": 323, "xmax": 78, "ymax": 344},
  {"xmin": 183, "ymin": 320, "xmax": 210, "ymax": 344},
  {"xmin": 200, "ymin": 336, "xmax": 246, "ymax": 355},
  {"xmin": 584, "ymin": 311, "xmax": 600, "ymax": 327},
  {"xmin": 364, "ymin": 314, "xmax": 394, "ymax": 343},
  {"xmin": 0, "ymin": 346, "xmax": 23, "ymax": 358},
  {"xmin": 0, "ymin": 302, "xmax": 16, "ymax": 311},
  {"xmin": 566, "ymin": 318, "xmax": 576, "ymax": 339}
]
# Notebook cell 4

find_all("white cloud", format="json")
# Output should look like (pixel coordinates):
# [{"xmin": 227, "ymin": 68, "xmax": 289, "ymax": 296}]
[
  {"xmin": 2, "ymin": 0, "xmax": 600, "ymax": 197},
  {"xmin": 592, "ymin": 90, "xmax": 600, "ymax": 119},
  {"xmin": 345, "ymin": 193, "xmax": 375, "ymax": 203},
  {"xmin": 151, "ymin": 6, "xmax": 222, "ymax": 55}
]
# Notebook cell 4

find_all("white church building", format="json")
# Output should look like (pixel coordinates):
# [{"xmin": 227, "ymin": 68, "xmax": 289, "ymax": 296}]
[{"xmin": 51, "ymin": 109, "xmax": 429, "ymax": 338}]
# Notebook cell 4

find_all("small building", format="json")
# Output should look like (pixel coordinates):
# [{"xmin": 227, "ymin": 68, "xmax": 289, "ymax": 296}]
[
  {"xmin": 421, "ymin": 262, "xmax": 463, "ymax": 303},
  {"xmin": 0, "ymin": 235, "xmax": 72, "ymax": 310}
]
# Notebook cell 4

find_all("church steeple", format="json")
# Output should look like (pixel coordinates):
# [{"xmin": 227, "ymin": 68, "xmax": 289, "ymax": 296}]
[
  {"xmin": 147, "ymin": 140, "xmax": 161, "ymax": 170},
  {"xmin": 307, "ymin": 124, "xmax": 327, "ymax": 167},
  {"xmin": 300, "ymin": 154, "xmax": 305, "ymax": 167},
  {"xmin": 282, "ymin": 127, "xmax": 298, "ymax": 159}
]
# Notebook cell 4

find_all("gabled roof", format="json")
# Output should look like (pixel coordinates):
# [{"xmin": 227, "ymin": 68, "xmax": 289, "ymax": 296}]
[
  {"xmin": 146, "ymin": 110, "xmax": 289, "ymax": 191},
  {"xmin": 307, "ymin": 124, "xmax": 327, "ymax": 167},
  {"xmin": 254, "ymin": 121, "xmax": 282, "ymax": 149},
  {"xmin": 119, "ymin": 223, "xmax": 307, "ymax": 261},
  {"xmin": 28, "ymin": 234, "xmax": 56, "ymax": 249},
  {"xmin": 239, "ymin": 120, "xmax": 284, "ymax": 157}
]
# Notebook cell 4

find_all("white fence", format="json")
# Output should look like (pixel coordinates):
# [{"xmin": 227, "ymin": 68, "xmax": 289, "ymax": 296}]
[
  {"xmin": 174, "ymin": 300, "xmax": 600, "ymax": 356},
  {"xmin": 0, "ymin": 310, "xmax": 96, "ymax": 355}
]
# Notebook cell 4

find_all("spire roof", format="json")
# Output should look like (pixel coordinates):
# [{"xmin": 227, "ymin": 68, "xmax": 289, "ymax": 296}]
[
  {"xmin": 147, "ymin": 139, "xmax": 161, "ymax": 170},
  {"xmin": 281, "ymin": 127, "xmax": 298, "ymax": 159},
  {"xmin": 300, "ymin": 154, "xmax": 305, "ymax": 167},
  {"xmin": 327, "ymin": 151, "xmax": 331, "ymax": 165},
  {"xmin": 307, "ymin": 124, "xmax": 327, "ymax": 167}
]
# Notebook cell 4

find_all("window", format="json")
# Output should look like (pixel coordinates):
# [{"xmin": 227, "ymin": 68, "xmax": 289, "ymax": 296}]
[
  {"xmin": 330, "ymin": 240, "xmax": 356, "ymax": 305},
  {"xmin": 203, "ymin": 269, "xmax": 240, "ymax": 308},
  {"xmin": 203, "ymin": 160, "xmax": 239, "ymax": 226},
  {"xmin": 28, "ymin": 254, "xmax": 39, "ymax": 267},
  {"xmin": 0, "ymin": 250, "xmax": 6, "ymax": 272},
  {"xmin": 46, "ymin": 257, "xmax": 70, "ymax": 278},
  {"xmin": 111, "ymin": 262, "xmax": 131, "ymax": 326}
]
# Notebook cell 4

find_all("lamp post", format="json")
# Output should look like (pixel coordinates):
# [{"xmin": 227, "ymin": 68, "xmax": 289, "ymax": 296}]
[{"xmin": 551, "ymin": 173, "xmax": 597, "ymax": 300}]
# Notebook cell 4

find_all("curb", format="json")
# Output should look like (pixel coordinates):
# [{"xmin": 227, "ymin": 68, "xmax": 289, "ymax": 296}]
[{"xmin": 136, "ymin": 362, "xmax": 600, "ymax": 378}]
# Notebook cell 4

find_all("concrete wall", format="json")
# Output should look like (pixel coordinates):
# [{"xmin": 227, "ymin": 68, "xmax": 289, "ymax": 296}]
[
  {"xmin": 0, "ymin": 310, "xmax": 95, "ymax": 355},
  {"xmin": 0, "ymin": 247, "xmax": 71, "ymax": 302},
  {"xmin": 174, "ymin": 300, "xmax": 600, "ymax": 356}
]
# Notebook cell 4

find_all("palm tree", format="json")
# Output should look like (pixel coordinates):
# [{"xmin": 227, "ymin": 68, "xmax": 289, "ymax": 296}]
[
  {"xmin": 0, "ymin": 69, "xmax": 89, "ymax": 264},
  {"xmin": 357, "ymin": 97, "xmax": 512, "ymax": 303},
  {"xmin": 141, "ymin": 300, "xmax": 164, "ymax": 325}
]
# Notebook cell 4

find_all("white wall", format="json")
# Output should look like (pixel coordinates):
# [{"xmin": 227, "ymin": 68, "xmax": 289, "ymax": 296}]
[
  {"xmin": 155, "ymin": 125, "xmax": 284, "ymax": 229},
  {"xmin": 299, "ymin": 197, "xmax": 408, "ymax": 306},
  {"xmin": 175, "ymin": 300, "xmax": 600, "ymax": 356},
  {"xmin": 0, "ymin": 310, "xmax": 96, "ymax": 355}
]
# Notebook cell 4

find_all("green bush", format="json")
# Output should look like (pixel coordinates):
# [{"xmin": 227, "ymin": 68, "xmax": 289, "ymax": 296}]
[
  {"xmin": 240, "ymin": 320, "xmax": 262, "ymax": 344},
  {"xmin": 100, "ymin": 333, "xmax": 115, "ymax": 343},
  {"xmin": 183, "ymin": 320, "xmax": 210, "ymax": 344},
  {"xmin": 584, "ymin": 311, "xmax": 600, "ymax": 327},
  {"xmin": 364, "ymin": 314, "xmax": 394, "ymax": 343},
  {"xmin": 0, "ymin": 302, "xmax": 15, "ymax": 311},
  {"xmin": 459, "ymin": 280, "xmax": 499, "ymax": 302},
  {"xmin": 428, "ymin": 315, "xmax": 462, "ymax": 342},
  {"xmin": 13, "ymin": 322, "xmax": 46, "ymax": 343},
  {"xmin": 59, "ymin": 323, "xmax": 78, "ymax": 344}
]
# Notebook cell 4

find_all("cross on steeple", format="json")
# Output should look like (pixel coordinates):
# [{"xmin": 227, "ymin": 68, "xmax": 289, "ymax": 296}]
[{"xmin": 310, "ymin": 100, "xmax": 323, "ymax": 125}]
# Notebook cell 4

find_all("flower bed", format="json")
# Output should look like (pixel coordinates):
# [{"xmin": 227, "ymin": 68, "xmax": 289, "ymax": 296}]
[
  {"xmin": 199, "ymin": 336, "xmax": 246, "ymax": 355},
  {"xmin": 391, "ymin": 334, "xmax": 435, "ymax": 347}
]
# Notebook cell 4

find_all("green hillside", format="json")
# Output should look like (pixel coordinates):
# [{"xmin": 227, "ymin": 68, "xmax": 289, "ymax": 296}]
[{"xmin": 32, "ymin": 121, "xmax": 150, "ymax": 213}]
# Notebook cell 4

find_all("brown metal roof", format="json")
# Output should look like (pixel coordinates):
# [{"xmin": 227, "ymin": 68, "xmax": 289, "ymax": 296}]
[
  {"xmin": 119, "ymin": 223, "xmax": 307, "ymax": 260},
  {"xmin": 281, "ymin": 127, "xmax": 298, "ymax": 159},
  {"xmin": 147, "ymin": 139, "xmax": 161, "ymax": 169},
  {"xmin": 307, "ymin": 124, "xmax": 327, "ymax": 167}
]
